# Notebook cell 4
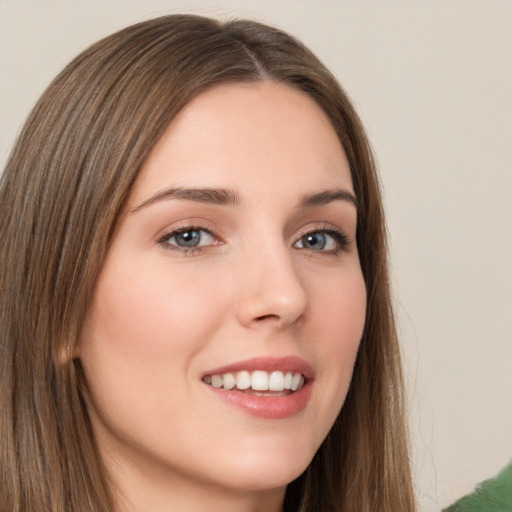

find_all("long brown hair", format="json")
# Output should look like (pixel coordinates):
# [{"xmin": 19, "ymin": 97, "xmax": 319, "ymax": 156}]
[{"xmin": 0, "ymin": 14, "xmax": 415, "ymax": 512}]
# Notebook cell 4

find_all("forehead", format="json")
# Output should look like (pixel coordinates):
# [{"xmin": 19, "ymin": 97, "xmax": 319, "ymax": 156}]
[{"xmin": 130, "ymin": 81, "xmax": 352, "ymax": 204}]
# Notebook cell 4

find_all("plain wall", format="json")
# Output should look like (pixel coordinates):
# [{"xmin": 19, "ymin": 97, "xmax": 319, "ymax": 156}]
[{"xmin": 1, "ymin": 1, "xmax": 511, "ymax": 510}]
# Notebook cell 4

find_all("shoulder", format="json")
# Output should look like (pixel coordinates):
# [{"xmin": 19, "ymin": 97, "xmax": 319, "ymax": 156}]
[{"xmin": 444, "ymin": 460, "xmax": 512, "ymax": 512}]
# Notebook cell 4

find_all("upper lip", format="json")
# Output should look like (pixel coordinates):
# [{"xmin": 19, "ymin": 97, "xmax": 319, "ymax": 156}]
[{"xmin": 202, "ymin": 356, "xmax": 315, "ymax": 380}]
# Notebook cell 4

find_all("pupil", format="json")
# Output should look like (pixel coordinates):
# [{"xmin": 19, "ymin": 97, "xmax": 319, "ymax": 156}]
[
  {"xmin": 177, "ymin": 230, "xmax": 200, "ymax": 247},
  {"xmin": 305, "ymin": 233, "xmax": 326, "ymax": 250}
]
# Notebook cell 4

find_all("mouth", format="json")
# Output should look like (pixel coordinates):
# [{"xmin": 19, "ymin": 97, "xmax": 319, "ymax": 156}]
[
  {"xmin": 201, "ymin": 356, "xmax": 313, "ymax": 419},
  {"xmin": 202, "ymin": 370, "xmax": 305, "ymax": 395}
]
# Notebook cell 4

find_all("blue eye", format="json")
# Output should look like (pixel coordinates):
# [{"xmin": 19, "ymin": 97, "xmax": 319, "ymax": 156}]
[
  {"xmin": 299, "ymin": 232, "xmax": 328, "ymax": 250},
  {"xmin": 173, "ymin": 229, "xmax": 202, "ymax": 247},
  {"xmin": 294, "ymin": 229, "xmax": 349, "ymax": 252},
  {"xmin": 159, "ymin": 227, "xmax": 215, "ymax": 252}
]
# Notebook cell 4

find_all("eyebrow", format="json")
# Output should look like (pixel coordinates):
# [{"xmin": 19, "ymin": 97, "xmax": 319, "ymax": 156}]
[
  {"xmin": 131, "ymin": 187, "xmax": 243, "ymax": 212},
  {"xmin": 131, "ymin": 186, "xmax": 357, "ymax": 213},
  {"xmin": 299, "ymin": 189, "xmax": 358, "ymax": 210}
]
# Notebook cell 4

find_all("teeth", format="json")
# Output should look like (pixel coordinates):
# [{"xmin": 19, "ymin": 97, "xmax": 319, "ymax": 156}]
[
  {"xmin": 203, "ymin": 370, "xmax": 305, "ymax": 392},
  {"xmin": 269, "ymin": 371, "xmax": 285, "ymax": 391},
  {"xmin": 211, "ymin": 375, "xmax": 223, "ymax": 388},
  {"xmin": 223, "ymin": 373, "xmax": 236, "ymax": 390},
  {"xmin": 291, "ymin": 373, "xmax": 304, "ymax": 391},
  {"xmin": 251, "ymin": 371, "xmax": 269, "ymax": 391},
  {"xmin": 236, "ymin": 371, "xmax": 251, "ymax": 390}
]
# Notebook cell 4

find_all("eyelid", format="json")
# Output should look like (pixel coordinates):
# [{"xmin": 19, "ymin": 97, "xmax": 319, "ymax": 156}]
[
  {"xmin": 292, "ymin": 223, "xmax": 352, "ymax": 253},
  {"xmin": 156, "ymin": 221, "xmax": 223, "ymax": 254}
]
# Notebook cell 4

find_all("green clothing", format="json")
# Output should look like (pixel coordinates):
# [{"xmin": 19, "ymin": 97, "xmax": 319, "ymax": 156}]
[{"xmin": 444, "ymin": 460, "xmax": 512, "ymax": 512}]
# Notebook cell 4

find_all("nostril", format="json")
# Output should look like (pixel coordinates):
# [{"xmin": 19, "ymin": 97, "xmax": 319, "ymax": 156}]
[{"xmin": 255, "ymin": 314, "xmax": 280, "ymax": 322}]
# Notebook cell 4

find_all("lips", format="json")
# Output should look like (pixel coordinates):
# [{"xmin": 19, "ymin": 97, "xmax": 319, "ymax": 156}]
[{"xmin": 202, "ymin": 356, "xmax": 314, "ymax": 419}]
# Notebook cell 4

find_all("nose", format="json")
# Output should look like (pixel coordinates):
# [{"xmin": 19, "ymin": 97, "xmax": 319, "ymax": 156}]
[{"xmin": 236, "ymin": 243, "xmax": 309, "ymax": 329}]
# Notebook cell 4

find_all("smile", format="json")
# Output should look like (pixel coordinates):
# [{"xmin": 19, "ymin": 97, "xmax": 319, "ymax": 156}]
[
  {"xmin": 201, "ymin": 356, "xmax": 314, "ymax": 419},
  {"xmin": 202, "ymin": 370, "xmax": 305, "ymax": 393}
]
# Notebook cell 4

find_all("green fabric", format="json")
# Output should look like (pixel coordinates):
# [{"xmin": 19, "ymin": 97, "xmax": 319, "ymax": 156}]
[{"xmin": 444, "ymin": 460, "xmax": 512, "ymax": 512}]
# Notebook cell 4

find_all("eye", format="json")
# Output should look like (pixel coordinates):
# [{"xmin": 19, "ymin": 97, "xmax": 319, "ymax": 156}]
[
  {"xmin": 293, "ymin": 229, "xmax": 349, "ymax": 253},
  {"xmin": 158, "ymin": 226, "xmax": 217, "ymax": 253}
]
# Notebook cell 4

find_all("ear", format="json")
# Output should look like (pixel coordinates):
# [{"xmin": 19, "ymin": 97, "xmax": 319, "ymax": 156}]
[{"xmin": 57, "ymin": 342, "xmax": 79, "ymax": 365}]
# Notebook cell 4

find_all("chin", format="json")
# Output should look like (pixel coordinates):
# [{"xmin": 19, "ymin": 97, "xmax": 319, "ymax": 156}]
[{"xmin": 206, "ymin": 445, "xmax": 313, "ymax": 493}]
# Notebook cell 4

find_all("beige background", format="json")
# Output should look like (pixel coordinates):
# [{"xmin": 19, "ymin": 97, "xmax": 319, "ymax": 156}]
[{"xmin": 1, "ymin": 1, "xmax": 511, "ymax": 510}]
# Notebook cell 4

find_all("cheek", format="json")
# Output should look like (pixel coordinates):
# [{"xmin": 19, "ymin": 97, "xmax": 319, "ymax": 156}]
[
  {"xmin": 308, "ymin": 262, "xmax": 366, "ymax": 354},
  {"xmin": 305, "ymin": 265, "xmax": 366, "ymax": 425},
  {"xmin": 85, "ymin": 259, "xmax": 227, "ymax": 362},
  {"xmin": 78, "ymin": 257, "xmax": 231, "ymax": 434},
  {"xmin": 323, "ymin": 273, "xmax": 366, "ymax": 353},
  {"xmin": 78, "ymin": 257, "xmax": 240, "ymax": 467}
]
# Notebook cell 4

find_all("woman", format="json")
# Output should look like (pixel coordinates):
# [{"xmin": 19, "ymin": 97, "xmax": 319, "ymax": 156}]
[{"xmin": 0, "ymin": 14, "xmax": 416, "ymax": 512}]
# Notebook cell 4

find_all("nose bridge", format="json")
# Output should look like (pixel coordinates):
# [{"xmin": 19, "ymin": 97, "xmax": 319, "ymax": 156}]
[{"xmin": 236, "ymin": 228, "xmax": 309, "ymax": 328}]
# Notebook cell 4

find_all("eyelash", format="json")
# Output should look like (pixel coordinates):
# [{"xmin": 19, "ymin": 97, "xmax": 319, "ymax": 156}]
[
  {"xmin": 157, "ymin": 224, "xmax": 351, "ymax": 255},
  {"xmin": 293, "ymin": 225, "xmax": 351, "ymax": 255},
  {"xmin": 157, "ymin": 224, "xmax": 218, "ymax": 255}
]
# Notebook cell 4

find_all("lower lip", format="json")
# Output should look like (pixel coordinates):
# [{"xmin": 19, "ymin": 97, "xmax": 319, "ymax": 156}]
[{"xmin": 204, "ymin": 382, "xmax": 313, "ymax": 419}]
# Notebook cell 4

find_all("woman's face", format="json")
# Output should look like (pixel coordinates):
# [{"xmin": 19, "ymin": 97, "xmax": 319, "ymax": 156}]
[{"xmin": 79, "ymin": 81, "xmax": 366, "ymax": 504}]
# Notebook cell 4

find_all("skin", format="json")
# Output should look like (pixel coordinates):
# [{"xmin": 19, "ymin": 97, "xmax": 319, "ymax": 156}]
[{"xmin": 78, "ymin": 81, "xmax": 367, "ymax": 512}]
